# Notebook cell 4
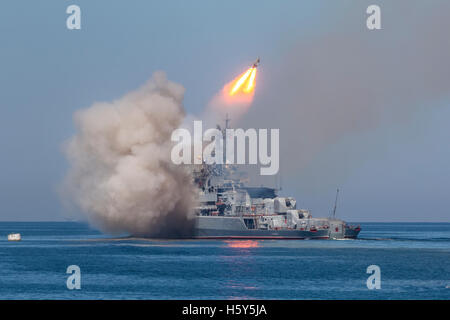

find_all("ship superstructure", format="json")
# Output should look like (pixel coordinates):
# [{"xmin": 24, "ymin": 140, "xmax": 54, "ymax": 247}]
[{"xmin": 192, "ymin": 118, "xmax": 361, "ymax": 240}]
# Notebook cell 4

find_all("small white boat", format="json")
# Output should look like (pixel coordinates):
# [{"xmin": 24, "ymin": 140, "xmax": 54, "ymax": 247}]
[{"xmin": 7, "ymin": 233, "xmax": 21, "ymax": 241}]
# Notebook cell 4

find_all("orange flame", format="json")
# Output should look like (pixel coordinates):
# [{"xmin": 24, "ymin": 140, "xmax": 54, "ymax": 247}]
[
  {"xmin": 228, "ymin": 67, "xmax": 257, "ymax": 96},
  {"xmin": 244, "ymin": 68, "xmax": 257, "ymax": 93},
  {"xmin": 215, "ymin": 65, "xmax": 258, "ymax": 113}
]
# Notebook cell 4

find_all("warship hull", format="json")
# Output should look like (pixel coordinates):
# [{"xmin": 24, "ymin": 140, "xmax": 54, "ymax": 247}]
[{"xmin": 194, "ymin": 216, "xmax": 329, "ymax": 239}]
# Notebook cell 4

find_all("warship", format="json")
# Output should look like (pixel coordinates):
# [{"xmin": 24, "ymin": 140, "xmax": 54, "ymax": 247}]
[{"xmin": 192, "ymin": 119, "xmax": 361, "ymax": 240}]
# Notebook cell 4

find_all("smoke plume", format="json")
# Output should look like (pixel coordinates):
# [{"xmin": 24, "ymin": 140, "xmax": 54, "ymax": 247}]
[
  {"xmin": 239, "ymin": 1, "xmax": 450, "ymax": 188},
  {"xmin": 62, "ymin": 72, "xmax": 196, "ymax": 237}
]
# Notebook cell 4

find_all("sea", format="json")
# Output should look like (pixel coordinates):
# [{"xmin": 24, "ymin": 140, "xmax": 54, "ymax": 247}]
[{"xmin": 0, "ymin": 222, "xmax": 449, "ymax": 300}]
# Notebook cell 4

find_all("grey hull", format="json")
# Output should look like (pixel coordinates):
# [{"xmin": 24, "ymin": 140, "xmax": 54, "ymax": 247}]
[
  {"xmin": 194, "ymin": 216, "xmax": 329, "ymax": 239},
  {"xmin": 344, "ymin": 227, "xmax": 361, "ymax": 239}
]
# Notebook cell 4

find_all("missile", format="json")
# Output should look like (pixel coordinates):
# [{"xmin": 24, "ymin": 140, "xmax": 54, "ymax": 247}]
[{"xmin": 252, "ymin": 57, "xmax": 260, "ymax": 68}]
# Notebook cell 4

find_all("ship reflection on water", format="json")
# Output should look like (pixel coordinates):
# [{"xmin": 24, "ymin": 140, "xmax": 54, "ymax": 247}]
[
  {"xmin": 224, "ymin": 240, "xmax": 259, "ymax": 248},
  {"xmin": 220, "ymin": 241, "xmax": 260, "ymax": 299}
]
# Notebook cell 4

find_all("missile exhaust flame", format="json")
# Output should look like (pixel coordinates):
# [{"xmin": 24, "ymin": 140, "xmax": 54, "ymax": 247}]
[
  {"xmin": 229, "ymin": 67, "xmax": 257, "ymax": 96},
  {"xmin": 244, "ymin": 67, "xmax": 257, "ymax": 93},
  {"xmin": 230, "ymin": 68, "xmax": 253, "ymax": 95},
  {"xmin": 204, "ymin": 58, "xmax": 260, "ymax": 125}
]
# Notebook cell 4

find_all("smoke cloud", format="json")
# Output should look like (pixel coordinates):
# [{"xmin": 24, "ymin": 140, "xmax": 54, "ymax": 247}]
[
  {"xmin": 62, "ymin": 72, "xmax": 196, "ymax": 237},
  {"xmin": 239, "ymin": 2, "xmax": 450, "ymax": 187}
]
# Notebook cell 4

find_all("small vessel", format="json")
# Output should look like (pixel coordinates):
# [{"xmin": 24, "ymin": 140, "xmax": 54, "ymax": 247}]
[{"xmin": 7, "ymin": 233, "xmax": 21, "ymax": 241}]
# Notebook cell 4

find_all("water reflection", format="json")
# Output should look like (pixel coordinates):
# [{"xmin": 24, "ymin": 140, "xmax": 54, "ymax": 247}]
[{"xmin": 224, "ymin": 240, "xmax": 259, "ymax": 248}]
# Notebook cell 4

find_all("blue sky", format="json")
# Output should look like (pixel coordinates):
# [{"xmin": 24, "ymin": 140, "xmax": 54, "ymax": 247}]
[{"xmin": 0, "ymin": 1, "xmax": 449, "ymax": 221}]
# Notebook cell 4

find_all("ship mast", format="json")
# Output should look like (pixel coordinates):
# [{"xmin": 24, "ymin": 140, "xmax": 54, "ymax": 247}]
[
  {"xmin": 332, "ymin": 188, "xmax": 339, "ymax": 219},
  {"xmin": 225, "ymin": 113, "xmax": 230, "ymax": 130},
  {"xmin": 222, "ymin": 114, "xmax": 230, "ymax": 166}
]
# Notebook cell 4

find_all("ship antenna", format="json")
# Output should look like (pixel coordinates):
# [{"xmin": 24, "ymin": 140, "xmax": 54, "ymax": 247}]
[
  {"xmin": 223, "ymin": 114, "xmax": 231, "ymax": 165},
  {"xmin": 332, "ymin": 188, "xmax": 339, "ymax": 219},
  {"xmin": 225, "ymin": 113, "xmax": 230, "ymax": 130}
]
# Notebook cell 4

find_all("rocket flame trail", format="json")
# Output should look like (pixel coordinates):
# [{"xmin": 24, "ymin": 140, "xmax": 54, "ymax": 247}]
[
  {"xmin": 204, "ymin": 59, "xmax": 259, "ymax": 127},
  {"xmin": 244, "ymin": 68, "xmax": 257, "ymax": 93},
  {"xmin": 229, "ymin": 67, "xmax": 257, "ymax": 96},
  {"xmin": 230, "ymin": 68, "xmax": 253, "ymax": 95}
]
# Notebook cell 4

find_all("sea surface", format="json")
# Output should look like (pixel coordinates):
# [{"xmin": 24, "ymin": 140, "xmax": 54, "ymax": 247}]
[{"xmin": 0, "ymin": 222, "xmax": 449, "ymax": 299}]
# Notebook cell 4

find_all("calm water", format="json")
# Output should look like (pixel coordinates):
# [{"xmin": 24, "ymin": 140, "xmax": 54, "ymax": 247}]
[{"xmin": 0, "ymin": 222, "xmax": 449, "ymax": 299}]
